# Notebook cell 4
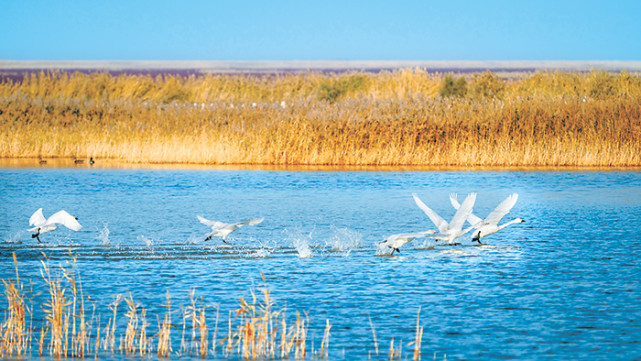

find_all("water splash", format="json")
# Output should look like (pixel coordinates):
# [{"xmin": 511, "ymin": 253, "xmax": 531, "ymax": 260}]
[
  {"xmin": 414, "ymin": 239, "xmax": 437, "ymax": 250},
  {"xmin": 284, "ymin": 228, "xmax": 313, "ymax": 258},
  {"xmin": 3, "ymin": 231, "xmax": 24, "ymax": 244},
  {"xmin": 250, "ymin": 248, "xmax": 272, "ymax": 258},
  {"xmin": 375, "ymin": 241, "xmax": 391, "ymax": 256},
  {"xmin": 326, "ymin": 226, "xmax": 362, "ymax": 256},
  {"xmin": 138, "ymin": 235, "xmax": 154, "ymax": 247},
  {"xmin": 97, "ymin": 224, "xmax": 112, "ymax": 246},
  {"xmin": 185, "ymin": 234, "xmax": 203, "ymax": 245}
]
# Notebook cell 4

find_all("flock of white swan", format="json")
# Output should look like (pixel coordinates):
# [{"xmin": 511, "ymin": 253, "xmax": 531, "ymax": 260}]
[{"xmin": 27, "ymin": 193, "xmax": 524, "ymax": 255}]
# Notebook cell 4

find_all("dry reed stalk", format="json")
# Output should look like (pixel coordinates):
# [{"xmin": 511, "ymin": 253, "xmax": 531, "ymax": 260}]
[
  {"xmin": 413, "ymin": 307, "xmax": 423, "ymax": 361},
  {"xmin": 211, "ymin": 306, "xmax": 219, "ymax": 357},
  {"xmin": 318, "ymin": 319, "xmax": 331, "ymax": 360},
  {"xmin": 63, "ymin": 262, "xmax": 91, "ymax": 358},
  {"xmin": 369, "ymin": 315, "xmax": 379, "ymax": 356},
  {"xmin": 93, "ymin": 316, "xmax": 100, "ymax": 360},
  {"xmin": 38, "ymin": 325, "xmax": 47, "ymax": 356},
  {"xmin": 197, "ymin": 307, "xmax": 208, "ymax": 357},
  {"xmin": 224, "ymin": 311, "xmax": 233, "ymax": 358},
  {"xmin": 388, "ymin": 338, "xmax": 397, "ymax": 360},
  {"xmin": 182, "ymin": 288, "xmax": 210, "ymax": 357},
  {"xmin": 293, "ymin": 312, "xmax": 308, "ymax": 360},
  {"xmin": 156, "ymin": 290, "xmax": 172, "ymax": 358},
  {"xmin": 138, "ymin": 308, "xmax": 149, "ymax": 357},
  {"xmin": 40, "ymin": 260, "xmax": 71, "ymax": 358},
  {"xmin": 122, "ymin": 292, "xmax": 139, "ymax": 355},
  {"xmin": 0, "ymin": 253, "xmax": 30, "ymax": 358},
  {"xmin": 102, "ymin": 294, "xmax": 122, "ymax": 356}
]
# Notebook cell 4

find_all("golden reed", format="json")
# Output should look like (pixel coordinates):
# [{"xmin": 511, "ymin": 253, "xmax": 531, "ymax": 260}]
[
  {"xmin": 1, "ymin": 69, "xmax": 640, "ymax": 166},
  {"xmin": 5, "ymin": 254, "xmax": 440, "ymax": 360}
]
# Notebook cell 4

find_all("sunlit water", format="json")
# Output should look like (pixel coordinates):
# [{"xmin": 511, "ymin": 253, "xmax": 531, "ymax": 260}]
[{"xmin": 1, "ymin": 168, "xmax": 640, "ymax": 360}]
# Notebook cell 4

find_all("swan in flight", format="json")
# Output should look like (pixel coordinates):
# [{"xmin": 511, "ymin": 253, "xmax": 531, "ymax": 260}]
[
  {"xmin": 28, "ymin": 208, "xmax": 82, "ymax": 242},
  {"xmin": 197, "ymin": 215, "xmax": 264, "ymax": 244},
  {"xmin": 379, "ymin": 230, "xmax": 436, "ymax": 255},
  {"xmin": 450, "ymin": 193, "xmax": 524, "ymax": 244},
  {"xmin": 412, "ymin": 193, "xmax": 477, "ymax": 245}
]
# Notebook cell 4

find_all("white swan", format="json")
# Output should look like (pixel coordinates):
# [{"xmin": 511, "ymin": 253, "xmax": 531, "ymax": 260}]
[
  {"xmin": 379, "ymin": 230, "xmax": 436, "ymax": 255},
  {"xmin": 412, "ymin": 193, "xmax": 477, "ymax": 245},
  {"xmin": 28, "ymin": 208, "xmax": 82, "ymax": 242},
  {"xmin": 450, "ymin": 193, "xmax": 524, "ymax": 243},
  {"xmin": 197, "ymin": 215, "xmax": 264, "ymax": 244}
]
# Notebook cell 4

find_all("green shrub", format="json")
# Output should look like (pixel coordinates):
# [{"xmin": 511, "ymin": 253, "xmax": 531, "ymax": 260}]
[
  {"xmin": 470, "ymin": 71, "xmax": 505, "ymax": 98},
  {"xmin": 439, "ymin": 74, "xmax": 467, "ymax": 97},
  {"xmin": 317, "ymin": 73, "xmax": 369, "ymax": 102}
]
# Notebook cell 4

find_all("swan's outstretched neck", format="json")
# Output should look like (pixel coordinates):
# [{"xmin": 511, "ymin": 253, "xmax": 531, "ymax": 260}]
[{"xmin": 499, "ymin": 218, "xmax": 525, "ymax": 231}]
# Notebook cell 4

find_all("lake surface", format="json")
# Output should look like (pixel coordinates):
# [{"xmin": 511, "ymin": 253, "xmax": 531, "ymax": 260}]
[{"xmin": 1, "ymin": 168, "xmax": 640, "ymax": 360}]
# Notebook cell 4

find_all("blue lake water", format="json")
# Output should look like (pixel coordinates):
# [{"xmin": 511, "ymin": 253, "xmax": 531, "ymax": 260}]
[{"xmin": 1, "ymin": 168, "xmax": 640, "ymax": 360}]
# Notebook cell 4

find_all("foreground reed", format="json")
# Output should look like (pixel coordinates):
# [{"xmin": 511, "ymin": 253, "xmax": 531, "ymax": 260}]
[
  {"xmin": 1, "ymin": 70, "xmax": 640, "ymax": 166},
  {"xmin": 0, "ymin": 254, "xmax": 428, "ymax": 360},
  {"xmin": 0, "ymin": 254, "xmax": 31, "ymax": 358}
]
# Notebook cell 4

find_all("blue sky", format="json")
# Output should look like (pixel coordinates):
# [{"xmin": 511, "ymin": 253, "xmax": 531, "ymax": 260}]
[{"xmin": 1, "ymin": 0, "xmax": 639, "ymax": 61}]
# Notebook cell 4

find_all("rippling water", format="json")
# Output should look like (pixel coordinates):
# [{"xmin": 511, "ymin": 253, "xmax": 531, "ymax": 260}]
[{"xmin": 1, "ymin": 168, "xmax": 640, "ymax": 360}]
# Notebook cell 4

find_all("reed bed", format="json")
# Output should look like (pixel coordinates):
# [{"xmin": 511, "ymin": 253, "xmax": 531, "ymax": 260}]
[
  {"xmin": 0, "ymin": 254, "xmax": 428, "ymax": 360},
  {"xmin": 1, "ymin": 69, "xmax": 640, "ymax": 166}
]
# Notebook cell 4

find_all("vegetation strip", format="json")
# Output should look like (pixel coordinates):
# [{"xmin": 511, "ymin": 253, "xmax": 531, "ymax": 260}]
[
  {"xmin": 1, "ymin": 254, "xmax": 427, "ymax": 360},
  {"xmin": 1, "ymin": 69, "xmax": 640, "ymax": 166}
]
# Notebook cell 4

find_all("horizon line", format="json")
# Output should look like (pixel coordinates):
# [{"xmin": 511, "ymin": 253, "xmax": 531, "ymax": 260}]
[{"xmin": 2, "ymin": 60, "xmax": 641, "ymax": 73}]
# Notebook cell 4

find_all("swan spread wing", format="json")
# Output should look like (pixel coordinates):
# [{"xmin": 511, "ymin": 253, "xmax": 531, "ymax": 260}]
[
  {"xmin": 484, "ymin": 193, "xmax": 518, "ymax": 226},
  {"xmin": 386, "ymin": 230, "xmax": 435, "ymax": 242},
  {"xmin": 197, "ymin": 215, "xmax": 226, "ymax": 230},
  {"xmin": 46, "ymin": 210, "xmax": 82, "ymax": 231},
  {"xmin": 448, "ymin": 193, "xmax": 477, "ymax": 231},
  {"xmin": 412, "ymin": 194, "xmax": 448, "ymax": 234},
  {"xmin": 449, "ymin": 193, "xmax": 483, "ymax": 226},
  {"xmin": 30, "ymin": 208, "xmax": 46, "ymax": 227},
  {"xmin": 237, "ymin": 217, "xmax": 264, "ymax": 226}
]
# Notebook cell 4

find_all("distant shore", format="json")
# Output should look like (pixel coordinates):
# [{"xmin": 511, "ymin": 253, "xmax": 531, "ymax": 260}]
[
  {"xmin": 1, "ymin": 69, "xmax": 640, "ymax": 167},
  {"xmin": 4, "ymin": 157, "xmax": 641, "ymax": 171},
  {"xmin": 2, "ymin": 60, "xmax": 641, "ymax": 75}
]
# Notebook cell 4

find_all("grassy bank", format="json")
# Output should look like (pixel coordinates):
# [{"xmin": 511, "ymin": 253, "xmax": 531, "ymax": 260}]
[{"xmin": 1, "ymin": 69, "xmax": 640, "ymax": 166}]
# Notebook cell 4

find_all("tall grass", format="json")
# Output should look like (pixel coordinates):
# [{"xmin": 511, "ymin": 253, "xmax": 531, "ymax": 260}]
[
  {"xmin": 3, "ymin": 255, "xmax": 434, "ymax": 359},
  {"xmin": 0, "ymin": 253, "xmax": 31, "ymax": 358},
  {"xmin": 1, "ymin": 69, "xmax": 639, "ymax": 166}
]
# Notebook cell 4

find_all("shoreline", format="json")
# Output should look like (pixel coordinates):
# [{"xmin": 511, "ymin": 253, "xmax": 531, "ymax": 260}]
[
  {"xmin": 2, "ymin": 60, "xmax": 641, "ymax": 74},
  {"xmin": 2, "ymin": 157, "xmax": 640, "ymax": 171}
]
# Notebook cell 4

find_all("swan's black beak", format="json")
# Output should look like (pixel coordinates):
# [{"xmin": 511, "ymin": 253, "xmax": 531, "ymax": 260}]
[
  {"xmin": 521, "ymin": 219, "xmax": 525, "ymax": 223},
  {"xmin": 74, "ymin": 217, "xmax": 78, "ymax": 220}
]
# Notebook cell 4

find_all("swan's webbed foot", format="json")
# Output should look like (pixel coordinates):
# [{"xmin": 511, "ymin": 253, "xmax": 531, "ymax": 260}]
[
  {"xmin": 222, "ymin": 239, "xmax": 230, "ymax": 245},
  {"xmin": 204, "ymin": 236, "xmax": 212, "ymax": 242},
  {"xmin": 32, "ymin": 232, "xmax": 42, "ymax": 243}
]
